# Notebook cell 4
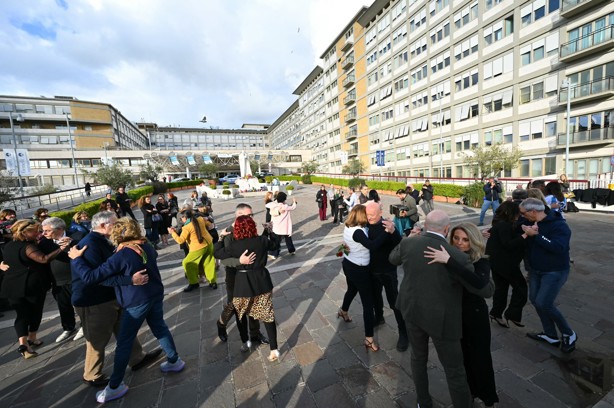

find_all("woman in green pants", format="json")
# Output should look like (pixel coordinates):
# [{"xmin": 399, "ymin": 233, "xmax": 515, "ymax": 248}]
[{"xmin": 168, "ymin": 209, "xmax": 216, "ymax": 292}]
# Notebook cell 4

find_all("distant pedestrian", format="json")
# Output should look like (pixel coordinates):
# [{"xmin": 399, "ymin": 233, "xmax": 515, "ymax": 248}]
[
  {"xmin": 116, "ymin": 186, "xmax": 136, "ymax": 220},
  {"xmin": 266, "ymin": 192, "xmax": 297, "ymax": 258},
  {"xmin": 84, "ymin": 182, "xmax": 92, "ymax": 197},
  {"xmin": 316, "ymin": 185, "xmax": 328, "ymax": 221},
  {"xmin": 478, "ymin": 178, "xmax": 501, "ymax": 226},
  {"xmin": 421, "ymin": 180, "xmax": 434, "ymax": 214}
]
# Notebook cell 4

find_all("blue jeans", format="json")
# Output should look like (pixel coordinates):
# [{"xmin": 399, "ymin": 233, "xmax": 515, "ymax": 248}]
[
  {"xmin": 145, "ymin": 222, "xmax": 160, "ymax": 244},
  {"xmin": 479, "ymin": 199, "xmax": 500, "ymax": 224},
  {"xmin": 529, "ymin": 269, "xmax": 572, "ymax": 338},
  {"xmin": 109, "ymin": 295, "xmax": 178, "ymax": 388}
]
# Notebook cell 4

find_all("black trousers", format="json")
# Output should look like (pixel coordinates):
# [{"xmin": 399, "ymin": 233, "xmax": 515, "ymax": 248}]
[
  {"xmin": 341, "ymin": 259, "xmax": 375, "ymax": 337},
  {"xmin": 120, "ymin": 206, "xmax": 136, "ymax": 220},
  {"xmin": 332, "ymin": 206, "xmax": 345, "ymax": 223},
  {"xmin": 372, "ymin": 270, "xmax": 407, "ymax": 336},
  {"xmin": 462, "ymin": 300, "xmax": 499, "ymax": 406},
  {"xmin": 223, "ymin": 268, "xmax": 260, "ymax": 340},
  {"xmin": 490, "ymin": 264, "xmax": 528, "ymax": 322},
  {"xmin": 10, "ymin": 293, "xmax": 47, "ymax": 338},
  {"xmin": 269, "ymin": 233, "xmax": 295, "ymax": 256},
  {"xmin": 52, "ymin": 283, "xmax": 76, "ymax": 331}
]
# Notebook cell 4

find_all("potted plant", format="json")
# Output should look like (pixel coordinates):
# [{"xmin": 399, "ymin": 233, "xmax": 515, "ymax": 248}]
[
  {"xmin": 222, "ymin": 188, "xmax": 232, "ymax": 200},
  {"xmin": 286, "ymin": 185, "xmax": 295, "ymax": 195}
]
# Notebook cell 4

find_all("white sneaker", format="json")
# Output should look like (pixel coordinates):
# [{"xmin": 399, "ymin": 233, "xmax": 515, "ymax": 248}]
[
  {"xmin": 160, "ymin": 357, "xmax": 185, "ymax": 373},
  {"xmin": 96, "ymin": 382, "xmax": 129, "ymax": 403},
  {"xmin": 55, "ymin": 329, "xmax": 76, "ymax": 343},
  {"xmin": 73, "ymin": 327, "xmax": 84, "ymax": 341}
]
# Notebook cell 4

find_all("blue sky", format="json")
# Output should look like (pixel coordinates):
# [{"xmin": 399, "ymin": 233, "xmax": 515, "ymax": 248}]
[{"xmin": 0, "ymin": 0, "xmax": 366, "ymax": 128}]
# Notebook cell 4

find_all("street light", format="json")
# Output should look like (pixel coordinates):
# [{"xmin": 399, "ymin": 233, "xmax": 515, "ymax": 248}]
[
  {"xmin": 65, "ymin": 113, "xmax": 85, "ymax": 203},
  {"xmin": 8, "ymin": 112, "xmax": 24, "ymax": 196},
  {"xmin": 562, "ymin": 79, "xmax": 572, "ymax": 176}
]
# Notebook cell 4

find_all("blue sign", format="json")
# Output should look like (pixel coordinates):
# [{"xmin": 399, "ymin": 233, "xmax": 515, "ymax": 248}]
[{"xmin": 376, "ymin": 150, "xmax": 385, "ymax": 167}]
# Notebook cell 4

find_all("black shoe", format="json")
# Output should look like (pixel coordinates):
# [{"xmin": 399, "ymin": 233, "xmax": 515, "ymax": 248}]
[
  {"xmin": 252, "ymin": 332, "xmax": 269, "ymax": 345},
  {"xmin": 83, "ymin": 375, "xmax": 110, "ymax": 387},
  {"xmin": 183, "ymin": 283, "xmax": 199, "ymax": 292},
  {"xmin": 217, "ymin": 320, "xmax": 228, "ymax": 342},
  {"xmin": 561, "ymin": 331, "xmax": 577, "ymax": 353},
  {"xmin": 132, "ymin": 348, "xmax": 163, "ymax": 371},
  {"xmin": 374, "ymin": 316, "xmax": 386, "ymax": 327},
  {"xmin": 209, "ymin": 282, "xmax": 218, "ymax": 290},
  {"xmin": 527, "ymin": 332, "xmax": 561, "ymax": 347},
  {"xmin": 396, "ymin": 333, "xmax": 409, "ymax": 352}
]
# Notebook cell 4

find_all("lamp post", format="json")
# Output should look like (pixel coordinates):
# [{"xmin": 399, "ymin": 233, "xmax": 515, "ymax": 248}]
[
  {"xmin": 65, "ymin": 113, "xmax": 85, "ymax": 203},
  {"xmin": 562, "ymin": 79, "xmax": 572, "ymax": 176},
  {"xmin": 438, "ymin": 91, "xmax": 444, "ymax": 180},
  {"xmin": 8, "ymin": 113, "xmax": 24, "ymax": 196}
]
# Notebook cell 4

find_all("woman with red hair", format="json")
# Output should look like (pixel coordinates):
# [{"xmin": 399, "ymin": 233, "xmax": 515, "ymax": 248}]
[{"xmin": 214, "ymin": 215, "xmax": 279, "ymax": 361}]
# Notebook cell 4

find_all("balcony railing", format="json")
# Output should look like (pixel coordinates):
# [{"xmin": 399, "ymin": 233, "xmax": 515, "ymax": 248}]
[
  {"xmin": 348, "ymin": 147, "xmax": 358, "ymax": 156},
  {"xmin": 341, "ymin": 56, "xmax": 354, "ymax": 69},
  {"xmin": 342, "ymin": 75, "xmax": 355, "ymax": 88},
  {"xmin": 344, "ymin": 111, "xmax": 357, "ymax": 123},
  {"xmin": 556, "ymin": 127, "xmax": 614, "ymax": 147},
  {"xmin": 559, "ymin": 77, "xmax": 614, "ymax": 104},
  {"xmin": 560, "ymin": 25, "xmax": 614, "ymax": 61},
  {"xmin": 343, "ymin": 93, "xmax": 356, "ymax": 105},
  {"xmin": 561, "ymin": 0, "xmax": 608, "ymax": 18},
  {"xmin": 345, "ymin": 129, "xmax": 357, "ymax": 140},
  {"xmin": 341, "ymin": 35, "xmax": 354, "ymax": 52}
]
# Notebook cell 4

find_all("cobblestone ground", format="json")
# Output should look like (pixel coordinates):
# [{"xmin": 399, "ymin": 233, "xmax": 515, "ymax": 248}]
[{"xmin": 0, "ymin": 185, "xmax": 612, "ymax": 407}]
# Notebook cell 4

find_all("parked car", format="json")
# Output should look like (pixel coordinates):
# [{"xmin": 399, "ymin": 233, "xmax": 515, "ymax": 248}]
[
  {"xmin": 172, "ymin": 177, "xmax": 191, "ymax": 182},
  {"xmin": 219, "ymin": 174, "xmax": 240, "ymax": 184}
]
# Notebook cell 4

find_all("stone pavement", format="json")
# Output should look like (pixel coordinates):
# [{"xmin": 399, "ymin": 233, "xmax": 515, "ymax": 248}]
[{"xmin": 0, "ymin": 184, "xmax": 613, "ymax": 407}]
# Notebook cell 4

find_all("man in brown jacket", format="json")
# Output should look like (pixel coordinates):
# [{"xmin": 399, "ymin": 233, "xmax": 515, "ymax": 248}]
[{"xmin": 390, "ymin": 210, "xmax": 494, "ymax": 408}]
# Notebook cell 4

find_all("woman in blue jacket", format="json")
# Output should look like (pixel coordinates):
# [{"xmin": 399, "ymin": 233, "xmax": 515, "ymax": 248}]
[{"xmin": 70, "ymin": 218, "xmax": 184, "ymax": 403}]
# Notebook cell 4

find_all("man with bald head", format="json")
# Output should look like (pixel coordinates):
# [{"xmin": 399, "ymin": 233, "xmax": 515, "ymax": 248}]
[
  {"xmin": 364, "ymin": 202, "xmax": 407, "ymax": 351},
  {"xmin": 390, "ymin": 210, "xmax": 493, "ymax": 408}
]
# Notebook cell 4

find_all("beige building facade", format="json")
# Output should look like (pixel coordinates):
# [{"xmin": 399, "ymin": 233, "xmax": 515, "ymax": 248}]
[{"xmin": 268, "ymin": 0, "xmax": 614, "ymax": 180}]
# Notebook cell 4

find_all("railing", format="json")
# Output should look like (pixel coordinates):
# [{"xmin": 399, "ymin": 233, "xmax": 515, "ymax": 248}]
[
  {"xmin": 561, "ymin": 0, "xmax": 589, "ymax": 10},
  {"xmin": 348, "ymin": 148, "xmax": 358, "ymax": 156},
  {"xmin": 342, "ymin": 75, "xmax": 355, "ymax": 87},
  {"xmin": 345, "ymin": 129, "xmax": 358, "ymax": 139},
  {"xmin": 344, "ymin": 111, "xmax": 357, "ymax": 122},
  {"xmin": 560, "ymin": 25, "xmax": 614, "ymax": 59},
  {"xmin": 343, "ymin": 94, "xmax": 356, "ymax": 105},
  {"xmin": 556, "ymin": 127, "xmax": 614, "ymax": 146},
  {"xmin": 3, "ymin": 185, "xmax": 108, "ymax": 218},
  {"xmin": 341, "ymin": 56, "xmax": 354, "ymax": 68},
  {"xmin": 559, "ymin": 77, "xmax": 614, "ymax": 103}
]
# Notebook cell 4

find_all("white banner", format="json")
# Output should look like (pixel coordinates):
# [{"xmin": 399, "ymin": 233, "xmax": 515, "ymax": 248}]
[{"xmin": 4, "ymin": 148, "xmax": 31, "ymax": 176}]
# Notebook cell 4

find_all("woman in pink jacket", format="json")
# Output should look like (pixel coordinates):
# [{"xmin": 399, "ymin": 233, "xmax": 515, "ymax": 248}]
[{"xmin": 265, "ymin": 192, "xmax": 297, "ymax": 259}]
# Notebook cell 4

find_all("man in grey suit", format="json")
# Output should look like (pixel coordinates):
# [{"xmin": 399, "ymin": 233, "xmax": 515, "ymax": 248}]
[{"xmin": 390, "ymin": 210, "xmax": 493, "ymax": 408}]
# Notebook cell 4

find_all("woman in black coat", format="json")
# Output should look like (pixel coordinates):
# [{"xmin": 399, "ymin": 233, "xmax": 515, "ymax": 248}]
[
  {"xmin": 486, "ymin": 200, "xmax": 527, "ymax": 327},
  {"xmin": 155, "ymin": 194, "xmax": 172, "ymax": 246},
  {"xmin": 425, "ymin": 223, "xmax": 499, "ymax": 408},
  {"xmin": 138, "ymin": 195, "xmax": 160, "ymax": 248},
  {"xmin": 214, "ymin": 215, "xmax": 279, "ymax": 361},
  {"xmin": 0, "ymin": 220, "xmax": 67, "ymax": 358}
]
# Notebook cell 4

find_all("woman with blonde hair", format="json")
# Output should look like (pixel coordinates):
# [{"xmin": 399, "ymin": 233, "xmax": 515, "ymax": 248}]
[
  {"xmin": 424, "ymin": 223, "xmax": 499, "ymax": 407},
  {"xmin": 338, "ymin": 204, "xmax": 395, "ymax": 352},
  {"xmin": 0, "ymin": 220, "xmax": 68, "ymax": 359},
  {"xmin": 69, "ymin": 217, "xmax": 184, "ymax": 403},
  {"xmin": 68, "ymin": 211, "xmax": 91, "ymax": 237},
  {"xmin": 527, "ymin": 188, "xmax": 549, "ymax": 207},
  {"xmin": 168, "ymin": 209, "xmax": 216, "ymax": 292}
]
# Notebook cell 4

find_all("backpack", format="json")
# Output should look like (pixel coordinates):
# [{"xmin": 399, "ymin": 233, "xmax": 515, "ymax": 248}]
[{"xmin": 564, "ymin": 201, "xmax": 580, "ymax": 213}]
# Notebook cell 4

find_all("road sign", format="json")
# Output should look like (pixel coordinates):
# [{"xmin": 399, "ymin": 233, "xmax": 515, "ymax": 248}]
[{"xmin": 376, "ymin": 150, "xmax": 385, "ymax": 167}]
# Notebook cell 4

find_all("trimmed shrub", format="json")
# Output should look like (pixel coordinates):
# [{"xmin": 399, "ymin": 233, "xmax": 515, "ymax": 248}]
[
  {"xmin": 151, "ymin": 181, "xmax": 167, "ymax": 194},
  {"xmin": 462, "ymin": 182, "xmax": 485, "ymax": 207},
  {"xmin": 348, "ymin": 178, "xmax": 366, "ymax": 190},
  {"xmin": 286, "ymin": 185, "xmax": 295, "ymax": 191},
  {"xmin": 301, "ymin": 174, "xmax": 312, "ymax": 184},
  {"xmin": 264, "ymin": 176, "xmax": 273, "ymax": 184}
]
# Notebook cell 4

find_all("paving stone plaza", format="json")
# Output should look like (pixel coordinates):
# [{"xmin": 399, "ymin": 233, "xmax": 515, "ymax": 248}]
[{"xmin": 0, "ymin": 185, "xmax": 613, "ymax": 407}]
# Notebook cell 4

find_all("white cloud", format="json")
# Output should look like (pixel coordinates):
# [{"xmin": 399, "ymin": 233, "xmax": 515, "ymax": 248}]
[{"xmin": 0, "ymin": 0, "xmax": 367, "ymax": 128}]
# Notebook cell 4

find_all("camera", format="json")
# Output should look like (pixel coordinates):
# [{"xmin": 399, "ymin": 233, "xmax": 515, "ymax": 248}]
[{"xmin": 390, "ymin": 204, "xmax": 410, "ymax": 217}]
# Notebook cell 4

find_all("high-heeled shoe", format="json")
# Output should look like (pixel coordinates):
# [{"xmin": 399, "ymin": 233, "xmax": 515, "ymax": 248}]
[
  {"xmin": 27, "ymin": 339, "xmax": 44, "ymax": 347},
  {"xmin": 17, "ymin": 345, "xmax": 38, "ymax": 359},
  {"xmin": 489, "ymin": 315, "xmax": 509, "ymax": 328},
  {"xmin": 217, "ymin": 320, "xmax": 228, "ymax": 342},
  {"xmin": 364, "ymin": 338, "xmax": 379, "ymax": 352},
  {"xmin": 506, "ymin": 318, "xmax": 525, "ymax": 327},
  {"xmin": 337, "ymin": 309, "xmax": 352, "ymax": 322},
  {"xmin": 267, "ymin": 350, "xmax": 280, "ymax": 362}
]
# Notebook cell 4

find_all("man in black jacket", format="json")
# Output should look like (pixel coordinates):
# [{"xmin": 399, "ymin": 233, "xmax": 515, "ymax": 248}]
[
  {"xmin": 115, "ymin": 186, "xmax": 136, "ymax": 220},
  {"xmin": 421, "ymin": 180, "xmax": 434, "ymax": 214},
  {"xmin": 478, "ymin": 177, "xmax": 501, "ymax": 226},
  {"xmin": 41, "ymin": 217, "xmax": 87, "ymax": 342},
  {"xmin": 365, "ymin": 202, "xmax": 408, "ymax": 351}
]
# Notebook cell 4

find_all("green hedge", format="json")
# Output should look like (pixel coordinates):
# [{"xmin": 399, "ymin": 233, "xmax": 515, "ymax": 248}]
[
  {"xmin": 167, "ymin": 180, "xmax": 202, "ymax": 189},
  {"xmin": 50, "ymin": 186, "xmax": 154, "ymax": 225},
  {"xmin": 309, "ymin": 176, "xmax": 464, "ymax": 199},
  {"xmin": 278, "ymin": 175, "xmax": 301, "ymax": 182}
]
